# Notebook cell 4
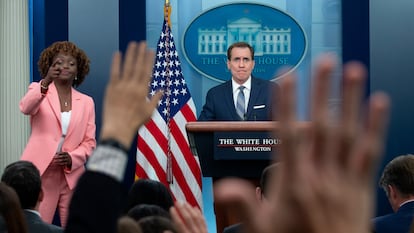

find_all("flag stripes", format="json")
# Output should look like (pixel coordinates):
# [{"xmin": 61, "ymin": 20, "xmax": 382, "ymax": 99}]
[{"xmin": 136, "ymin": 11, "xmax": 203, "ymax": 209}]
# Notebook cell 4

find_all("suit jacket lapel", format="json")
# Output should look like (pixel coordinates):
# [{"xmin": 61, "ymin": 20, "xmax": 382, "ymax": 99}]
[
  {"xmin": 46, "ymin": 83, "xmax": 62, "ymax": 126},
  {"xmin": 46, "ymin": 84, "xmax": 82, "ymax": 138},
  {"xmin": 246, "ymin": 77, "xmax": 260, "ymax": 120},
  {"xmin": 65, "ymin": 88, "xmax": 81, "ymax": 138}
]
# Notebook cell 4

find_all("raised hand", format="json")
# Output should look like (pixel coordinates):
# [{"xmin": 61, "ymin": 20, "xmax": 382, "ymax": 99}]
[
  {"xmin": 214, "ymin": 55, "xmax": 390, "ymax": 233},
  {"xmin": 42, "ymin": 60, "xmax": 62, "ymax": 86},
  {"xmin": 170, "ymin": 202, "xmax": 208, "ymax": 233},
  {"xmin": 100, "ymin": 41, "xmax": 163, "ymax": 149}
]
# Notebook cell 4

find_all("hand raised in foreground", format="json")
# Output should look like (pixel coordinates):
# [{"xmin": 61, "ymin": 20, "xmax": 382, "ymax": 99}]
[
  {"xmin": 170, "ymin": 202, "xmax": 208, "ymax": 233},
  {"xmin": 214, "ymin": 55, "xmax": 390, "ymax": 233},
  {"xmin": 100, "ymin": 41, "xmax": 162, "ymax": 148}
]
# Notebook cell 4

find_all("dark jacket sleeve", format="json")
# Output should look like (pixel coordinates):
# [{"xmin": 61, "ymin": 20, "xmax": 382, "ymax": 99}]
[
  {"xmin": 198, "ymin": 88, "xmax": 216, "ymax": 121},
  {"xmin": 65, "ymin": 171, "xmax": 123, "ymax": 233}
]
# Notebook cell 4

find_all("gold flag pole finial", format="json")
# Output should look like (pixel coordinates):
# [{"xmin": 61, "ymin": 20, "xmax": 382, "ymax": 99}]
[{"xmin": 164, "ymin": 0, "xmax": 171, "ymax": 26}]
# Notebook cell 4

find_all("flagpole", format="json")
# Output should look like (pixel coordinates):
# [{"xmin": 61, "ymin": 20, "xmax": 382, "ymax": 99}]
[
  {"xmin": 164, "ymin": 0, "xmax": 171, "ymax": 26},
  {"xmin": 136, "ymin": 0, "xmax": 203, "ymax": 208},
  {"xmin": 164, "ymin": 0, "xmax": 173, "ymax": 184}
]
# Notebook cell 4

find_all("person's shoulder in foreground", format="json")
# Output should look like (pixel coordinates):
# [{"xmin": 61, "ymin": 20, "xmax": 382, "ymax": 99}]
[
  {"xmin": 24, "ymin": 210, "xmax": 63, "ymax": 233},
  {"xmin": 0, "ymin": 182, "xmax": 29, "ymax": 233},
  {"xmin": 372, "ymin": 154, "xmax": 414, "ymax": 233},
  {"xmin": 1, "ymin": 160, "xmax": 63, "ymax": 233},
  {"xmin": 222, "ymin": 222, "xmax": 243, "ymax": 233}
]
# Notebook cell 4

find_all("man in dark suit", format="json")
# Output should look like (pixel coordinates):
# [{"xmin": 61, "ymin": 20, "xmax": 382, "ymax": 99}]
[
  {"xmin": 198, "ymin": 41, "xmax": 278, "ymax": 121},
  {"xmin": 1, "ymin": 160, "xmax": 63, "ymax": 233},
  {"xmin": 372, "ymin": 154, "xmax": 414, "ymax": 233}
]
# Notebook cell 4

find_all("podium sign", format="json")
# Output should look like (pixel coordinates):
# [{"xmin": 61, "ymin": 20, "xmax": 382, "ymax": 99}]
[
  {"xmin": 214, "ymin": 131, "xmax": 280, "ymax": 160},
  {"xmin": 186, "ymin": 121, "xmax": 310, "ymax": 177},
  {"xmin": 186, "ymin": 121, "xmax": 277, "ymax": 177}
]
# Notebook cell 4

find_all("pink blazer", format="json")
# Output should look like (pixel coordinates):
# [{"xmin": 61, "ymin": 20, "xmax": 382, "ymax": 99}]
[{"xmin": 20, "ymin": 82, "xmax": 96, "ymax": 189}]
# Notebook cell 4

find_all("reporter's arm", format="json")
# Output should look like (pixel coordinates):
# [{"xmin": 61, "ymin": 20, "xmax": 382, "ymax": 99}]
[{"xmin": 65, "ymin": 41, "xmax": 162, "ymax": 233}]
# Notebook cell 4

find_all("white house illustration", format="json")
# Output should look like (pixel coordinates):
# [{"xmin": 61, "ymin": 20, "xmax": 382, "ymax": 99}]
[{"xmin": 198, "ymin": 17, "xmax": 291, "ymax": 56}]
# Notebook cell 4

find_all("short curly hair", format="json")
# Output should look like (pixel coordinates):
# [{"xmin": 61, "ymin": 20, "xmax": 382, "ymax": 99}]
[{"xmin": 37, "ymin": 41, "xmax": 90, "ymax": 87}]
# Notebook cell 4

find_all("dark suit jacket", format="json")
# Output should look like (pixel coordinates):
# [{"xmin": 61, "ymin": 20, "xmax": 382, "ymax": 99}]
[
  {"xmin": 198, "ymin": 77, "xmax": 278, "ymax": 121},
  {"xmin": 65, "ymin": 171, "xmax": 124, "ymax": 233},
  {"xmin": 372, "ymin": 201, "xmax": 414, "ymax": 233},
  {"xmin": 24, "ymin": 210, "xmax": 63, "ymax": 233}
]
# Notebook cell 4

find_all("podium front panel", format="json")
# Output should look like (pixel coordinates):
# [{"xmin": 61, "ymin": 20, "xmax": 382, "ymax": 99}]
[{"xmin": 190, "ymin": 130, "xmax": 273, "ymax": 178}]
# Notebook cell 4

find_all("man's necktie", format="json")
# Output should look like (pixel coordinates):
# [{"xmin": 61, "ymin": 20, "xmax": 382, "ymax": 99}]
[{"xmin": 236, "ymin": 86, "xmax": 246, "ymax": 120}]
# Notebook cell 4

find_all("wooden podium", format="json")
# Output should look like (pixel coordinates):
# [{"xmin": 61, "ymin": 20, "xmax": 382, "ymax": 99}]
[
  {"xmin": 186, "ymin": 121, "xmax": 279, "ymax": 178},
  {"xmin": 186, "ymin": 121, "xmax": 279, "ymax": 233}
]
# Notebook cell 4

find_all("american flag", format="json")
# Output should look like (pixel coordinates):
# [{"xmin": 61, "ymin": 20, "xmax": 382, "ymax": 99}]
[{"xmin": 136, "ymin": 5, "xmax": 203, "ymax": 209}]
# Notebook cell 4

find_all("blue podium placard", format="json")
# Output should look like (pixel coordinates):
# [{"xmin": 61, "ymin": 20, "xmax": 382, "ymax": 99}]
[{"xmin": 214, "ymin": 131, "xmax": 281, "ymax": 160}]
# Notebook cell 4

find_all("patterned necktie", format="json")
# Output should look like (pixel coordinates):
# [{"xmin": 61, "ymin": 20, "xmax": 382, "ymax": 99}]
[{"xmin": 236, "ymin": 86, "xmax": 246, "ymax": 120}]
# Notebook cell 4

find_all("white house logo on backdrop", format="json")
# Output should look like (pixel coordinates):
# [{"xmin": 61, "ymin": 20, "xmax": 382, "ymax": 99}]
[{"xmin": 182, "ymin": 3, "xmax": 307, "ymax": 82}]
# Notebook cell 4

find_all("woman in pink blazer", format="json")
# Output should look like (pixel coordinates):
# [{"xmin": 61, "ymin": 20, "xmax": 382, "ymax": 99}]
[{"xmin": 19, "ymin": 41, "xmax": 96, "ymax": 227}]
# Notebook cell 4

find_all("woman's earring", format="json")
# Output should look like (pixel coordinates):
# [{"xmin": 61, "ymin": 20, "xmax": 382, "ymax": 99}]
[{"xmin": 74, "ymin": 76, "xmax": 78, "ymax": 80}]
